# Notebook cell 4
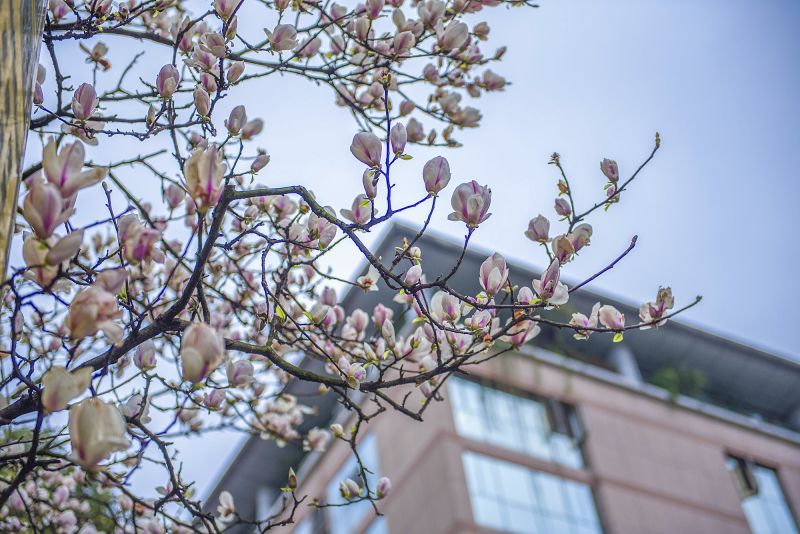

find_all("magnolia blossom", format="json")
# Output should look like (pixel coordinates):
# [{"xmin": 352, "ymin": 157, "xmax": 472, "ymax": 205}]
[
  {"xmin": 155, "ymin": 64, "xmax": 180, "ymax": 98},
  {"xmin": 390, "ymin": 122, "xmax": 407, "ymax": 155},
  {"xmin": 431, "ymin": 291, "xmax": 461, "ymax": 323},
  {"xmin": 339, "ymin": 478, "xmax": 361, "ymax": 500},
  {"xmin": 570, "ymin": 302, "xmax": 601, "ymax": 340},
  {"xmin": 217, "ymin": 491, "xmax": 235, "ymax": 521},
  {"xmin": 554, "ymin": 197, "xmax": 571, "ymax": 217},
  {"xmin": 41, "ymin": 366, "xmax": 93, "ymax": 412},
  {"xmin": 598, "ymin": 305, "xmax": 625, "ymax": 331},
  {"xmin": 22, "ymin": 179, "xmax": 73, "ymax": 239},
  {"xmin": 65, "ymin": 286, "xmax": 124, "ymax": 345},
  {"xmin": 504, "ymin": 319, "xmax": 541, "ymax": 347},
  {"xmin": 479, "ymin": 253, "xmax": 508, "ymax": 296},
  {"xmin": 225, "ymin": 105, "xmax": 247, "ymax": 135},
  {"xmin": 341, "ymin": 194, "xmax": 372, "ymax": 225},
  {"xmin": 71, "ymin": 83, "xmax": 98, "ymax": 121},
  {"xmin": 338, "ymin": 357, "xmax": 367, "ymax": 389},
  {"xmin": 214, "ymin": 0, "xmax": 238, "ymax": 19},
  {"xmin": 227, "ymin": 359, "xmax": 255, "ymax": 387},
  {"xmin": 423, "ymin": 156, "xmax": 450, "ymax": 195},
  {"xmin": 118, "ymin": 214, "xmax": 165, "ymax": 264},
  {"xmin": 363, "ymin": 169, "xmax": 378, "ymax": 199},
  {"xmin": 404, "ymin": 264, "xmax": 422, "ymax": 285},
  {"xmin": 524, "ymin": 215, "xmax": 550, "ymax": 243},
  {"xmin": 551, "ymin": 235, "xmax": 575, "ymax": 264},
  {"xmin": 241, "ymin": 118, "xmax": 263, "ymax": 140},
  {"xmin": 269, "ymin": 24, "xmax": 298, "ymax": 51},
  {"xmin": 639, "ymin": 287, "xmax": 674, "ymax": 328},
  {"xmin": 303, "ymin": 427, "xmax": 331, "ymax": 452},
  {"xmin": 601, "ymin": 158, "xmax": 619, "ymax": 183},
  {"xmin": 68, "ymin": 398, "xmax": 129, "ymax": 469},
  {"xmin": 180, "ymin": 323, "xmax": 227, "ymax": 383},
  {"xmin": 45, "ymin": 230, "xmax": 84, "ymax": 265},
  {"xmin": 42, "ymin": 138, "xmax": 107, "ymax": 198},
  {"xmin": 356, "ymin": 265, "xmax": 380, "ymax": 291},
  {"xmin": 377, "ymin": 476, "xmax": 391, "ymax": 499},
  {"xmin": 448, "ymin": 180, "xmax": 492, "ymax": 227},
  {"xmin": 307, "ymin": 211, "xmax": 337, "ymax": 248},
  {"xmin": 532, "ymin": 259, "xmax": 569, "ymax": 306},
  {"xmin": 120, "ymin": 394, "xmax": 151, "ymax": 423},
  {"xmin": 133, "ymin": 340, "xmax": 157, "ymax": 370},
  {"xmin": 569, "ymin": 223, "xmax": 593, "ymax": 253},
  {"xmin": 193, "ymin": 86, "xmax": 210, "ymax": 116},
  {"xmin": 227, "ymin": 61, "xmax": 245, "ymax": 84},
  {"xmin": 438, "ymin": 21, "xmax": 469, "ymax": 51},
  {"xmin": 350, "ymin": 131, "xmax": 383, "ymax": 167},
  {"xmin": 184, "ymin": 145, "xmax": 227, "ymax": 212}
]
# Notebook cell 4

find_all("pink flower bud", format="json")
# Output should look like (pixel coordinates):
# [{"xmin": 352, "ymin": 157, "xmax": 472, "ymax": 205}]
[
  {"xmin": 377, "ymin": 476, "xmax": 391, "ymax": 499},
  {"xmin": 598, "ymin": 305, "xmax": 625, "ymax": 331},
  {"xmin": 133, "ymin": 340, "xmax": 157, "ymax": 370},
  {"xmin": 447, "ymin": 180, "xmax": 491, "ymax": 227},
  {"xmin": 214, "ymin": 0, "xmax": 238, "ymax": 20},
  {"xmin": 393, "ymin": 31, "xmax": 415, "ymax": 56},
  {"xmin": 269, "ymin": 24, "xmax": 298, "ymax": 51},
  {"xmin": 479, "ymin": 253, "xmax": 508, "ymax": 296},
  {"xmin": 438, "ymin": 22, "xmax": 469, "ymax": 51},
  {"xmin": 350, "ymin": 131, "xmax": 383, "ymax": 167},
  {"xmin": 304, "ymin": 427, "xmax": 331, "ymax": 452},
  {"xmin": 226, "ymin": 359, "xmax": 254, "ymax": 387},
  {"xmin": 225, "ymin": 105, "xmax": 247, "ymax": 135},
  {"xmin": 422, "ymin": 156, "xmax": 450, "ymax": 195},
  {"xmin": 554, "ymin": 197, "xmax": 571, "ymax": 217},
  {"xmin": 404, "ymin": 264, "xmax": 422, "ymax": 285},
  {"xmin": 184, "ymin": 145, "xmax": 227, "ymax": 212},
  {"xmin": 390, "ymin": 122, "xmax": 407, "ymax": 155},
  {"xmin": 241, "ymin": 118, "xmax": 263, "ymax": 140},
  {"xmin": 96, "ymin": 268, "xmax": 127, "ymax": 293},
  {"xmin": 340, "ymin": 194, "xmax": 372, "ymax": 225},
  {"xmin": 165, "ymin": 183, "xmax": 185, "ymax": 209},
  {"xmin": 569, "ymin": 223, "xmax": 592, "ymax": 253},
  {"xmin": 180, "ymin": 323, "xmax": 226, "ymax": 383},
  {"xmin": 366, "ymin": 0, "xmax": 384, "ymax": 18},
  {"xmin": 524, "ymin": 215, "xmax": 549, "ymax": 243},
  {"xmin": 193, "ymin": 86, "xmax": 210, "ymax": 116},
  {"xmin": 204, "ymin": 389, "xmax": 226, "ymax": 409},
  {"xmin": 362, "ymin": 169, "xmax": 379, "ymax": 199},
  {"xmin": 227, "ymin": 60, "xmax": 245, "ymax": 84},
  {"xmin": 71, "ymin": 83, "xmax": 98, "ymax": 121},
  {"xmin": 156, "ymin": 64, "xmax": 180, "ymax": 99},
  {"xmin": 600, "ymin": 158, "xmax": 619, "ymax": 183},
  {"xmin": 339, "ymin": 478, "xmax": 361, "ymax": 500},
  {"xmin": 251, "ymin": 152, "xmax": 270, "ymax": 172},
  {"xmin": 22, "ymin": 179, "xmax": 72, "ymax": 239},
  {"xmin": 200, "ymin": 32, "xmax": 227, "ymax": 58}
]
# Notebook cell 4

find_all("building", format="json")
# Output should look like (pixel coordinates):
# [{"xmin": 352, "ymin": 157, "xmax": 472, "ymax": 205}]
[{"xmin": 207, "ymin": 223, "xmax": 800, "ymax": 534}]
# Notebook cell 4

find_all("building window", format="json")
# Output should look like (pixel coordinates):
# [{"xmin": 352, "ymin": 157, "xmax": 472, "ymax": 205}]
[
  {"xmin": 325, "ymin": 433, "xmax": 387, "ymax": 534},
  {"xmin": 448, "ymin": 376, "xmax": 584, "ymax": 468},
  {"xmin": 726, "ymin": 456, "xmax": 799, "ymax": 534},
  {"xmin": 462, "ymin": 451, "xmax": 602, "ymax": 534}
]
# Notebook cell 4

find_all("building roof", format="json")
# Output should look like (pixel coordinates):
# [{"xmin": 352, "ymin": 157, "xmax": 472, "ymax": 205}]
[{"xmin": 205, "ymin": 221, "xmax": 800, "ymax": 519}]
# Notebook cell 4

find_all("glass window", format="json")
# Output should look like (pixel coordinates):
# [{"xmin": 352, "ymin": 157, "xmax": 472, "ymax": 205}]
[
  {"xmin": 326, "ymin": 433, "xmax": 382, "ymax": 534},
  {"xmin": 448, "ymin": 376, "xmax": 584, "ymax": 468},
  {"xmin": 726, "ymin": 456, "xmax": 799, "ymax": 534},
  {"xmin": 462, "ymin": 451, "xmax": 602, "ymax": 534}
]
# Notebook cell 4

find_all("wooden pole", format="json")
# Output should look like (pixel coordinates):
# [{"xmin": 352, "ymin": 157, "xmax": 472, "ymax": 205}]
[{"xmin": 0, "ymin": 0, "xmax": 47, "ymax": 281}]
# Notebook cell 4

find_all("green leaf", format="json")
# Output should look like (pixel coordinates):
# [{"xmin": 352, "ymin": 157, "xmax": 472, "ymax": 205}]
[
  {"xmin": 399, "ymin": 154, "xmax": 413, "ymax": 160},
  {"xmin": 613, "ymin": 332, "xmax": 624, "ymax": 343}
]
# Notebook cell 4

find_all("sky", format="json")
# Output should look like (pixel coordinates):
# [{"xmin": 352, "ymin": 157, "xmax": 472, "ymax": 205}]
[{"xmin": 22, "ymin": 0, "xmax": 800, "ymax": 504}]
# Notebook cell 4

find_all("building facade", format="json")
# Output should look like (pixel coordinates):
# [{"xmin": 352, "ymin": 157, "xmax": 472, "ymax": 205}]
[{"xmin": 208, "ymin": 224, "xmax": 800, "ymax": 534}]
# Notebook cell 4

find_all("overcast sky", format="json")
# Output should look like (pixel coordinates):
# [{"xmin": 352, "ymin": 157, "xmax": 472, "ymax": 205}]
[{"xmin": 26, "ymin": 0, "xmax": 800, "ymax": 502}]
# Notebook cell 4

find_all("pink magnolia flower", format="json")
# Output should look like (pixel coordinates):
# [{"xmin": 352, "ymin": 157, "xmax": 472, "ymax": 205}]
[
  {"xmin": 363, "ymin": 169, "xmax": 378, "ymax": 199},
  {"xmin": 377, "ymin": 477, "xmax": 391, "ymax": 499},
  {"xmin": 184, "ymin": 145, "xmax": 227, "ymax": 212},
  {"xmin": 204, "ymin": 389, "xmax": 226, "ymax": 410},
  {"xmin": 393, "ymin": 31, "xmax": 415, "ymax": 56},
  {"xmin": 350, "ymin": 131, "xmax": 383, "ymax": 167},
  {"xmin": 524, "ymin": 215, "xmax": 550, "ymax": 243},
  {"xmin": 41, "ymin": 366, "xmax": 93, "ymax": 412},
  {"xmin": 431, "ymin": 291, "xmax": 461, "ymax": 323},
  {"xmin": 569, "ymin": 223, "xmax": 593, "ymax": 253},
  {"xmin": 269, "ymin": 24, "xmax": 298, "ymax": 51},
  {"xmin": 180, "ymin": 323, "xmax": 227, "ymax": 383},
  {"xmin": 423, "ymin": 156, "xmax": 450, "ymax": 195},
  {"xmin": 356, "ymin": 265, "xmax": 380, "ymax": 291},
  {"xmin": 68, "ymin": 398, "xmax": 129, "ymax": 469},
  {"xmin": 96, "ymin": 268, "xmax": 127, "ymax": 294},
  {"xmin": 504, "ymin": 320, "xmax": 541, "ymax": 347},
  {"xmin": 554, "ymin": 197, "xmax": 571, "ymax": 217},
  {"xmin": 217, "ymin": 491, "xmax": 235, "ymax": 521},
  {"xmin": 214, "ymin": 0, "xmax": 238, "ymax": 19},
  {"xmin": 71, "ymin": 83, "xmax": 98, "ymax": 121},
  {"xmin": 42, "ymin": 138, "xmax": 108, "ymax": 198},
  {"xmin": 390, "ymin": 123, "xmax": 407, "ymax": 155},
  {"xmin": 227, "ymin": 61, "xmax": 245, "ymax": 83},
  {"xmin": 118, "ymin": 214, "xmax": 165, "ymax": 265},
  {"xmin": 532, "ymin": 258, "xmax": 569, "ymax": 306},
  {"xmin": 164, "ymin": 183, "xmax": 185, "ymax": 209},
  {"xmin": 551, "ymin": 235, "xmax": 575, "ymax": 264},
  {"xmin": 598, "ymin": 305, "xmax": 625, "ymax": 330},
  {"xmin": 22, "ymin": 178, "xmax": 73, "ymax": 239},
  {"xmin": 200, "ymin": 32, "xmax": 227, "ymax": 58},
  {"xmin": 404, "ymin": 264, "xmax": 422, "ymax": 285},
  {"xmin": 479, "ymin": 253, "xmax": 508, "ymax": 296},
  {"xmin": 227, "ymin": 359, "xmax": 255, "ymax": 387},
  {"xmin": 307, "ymin": 212, "xmax": 337, "ymax": 248},
  {"xmin": 407, "ymin": 118, "xmax": 424, "ymax": 142},
  {"xmin": 438, "ymin": 22, "xmax": 469, "ymax": 50},
  {"xmin": 303, "ymin": 427, "xmax": 331, "ymax": 452},
  {"xmin": 45, "ymin": 230, "xmax": 84, "ymax": 265},
  {"xmin": 194, "ymin": 86, "xmax": 211, "ymax": 116},
  {"xmin": 251, "ymin": 152, "xmax": 270, "ymax": 172},
  {"xmin": 241, "ymin": 118, "xmax": 263, "ymax": 140},
  {"xmin": 341, "ymin": 194, "xmax": 372, "ymax": 225},
  {"xmin": 297, "ymin": 36, "xmax": 322, "ymax": 58},
  {"xmin": 338, "ymin": 357, "xmax": 367, "ymax": 389},
  {"xmin": 365, "ymin": 0, "xmax": 384, "ymax": 18},
  {"xmin": 65, "ymin": 285, "xmax": 124, "ymax": 345},
  {"xmin": 225, "ymin": 105, "xmax": 247, "ymax": 135},
  {"xmin": 447, "ymin": 180, "xmax": 492, "ymax": 227},
  {"xmin": 133, "ymin": 340, "xmax": 157, "ymax": 370},
  {"xmin": 639, "ymin": 287, "xmax": 674, "ymax": 328},
  {"xmin": 570, "ymin": 302, "xmax": 601, "ymax": 340},
  {"xmin": 339, "ymin": 478, "xmax": 361, "ymax": 500},
  {"xmin": 155, "ymin": 64, "xmax": 180, "ymax": 99},
  {"xmin": 601, "ymin": 158, "xmax": 619, "ymax": 183}
]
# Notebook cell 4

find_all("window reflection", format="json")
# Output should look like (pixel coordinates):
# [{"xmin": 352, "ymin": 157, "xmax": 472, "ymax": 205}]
[{"xmin": 726, "ymin": 455, "xmax": 799, "ymax": 534}]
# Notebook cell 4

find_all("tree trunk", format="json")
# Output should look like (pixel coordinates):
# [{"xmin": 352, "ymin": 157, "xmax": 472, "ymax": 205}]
[{"xmin": 0, "ymin": 0, "xmax": 47, "ymax": 280}]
